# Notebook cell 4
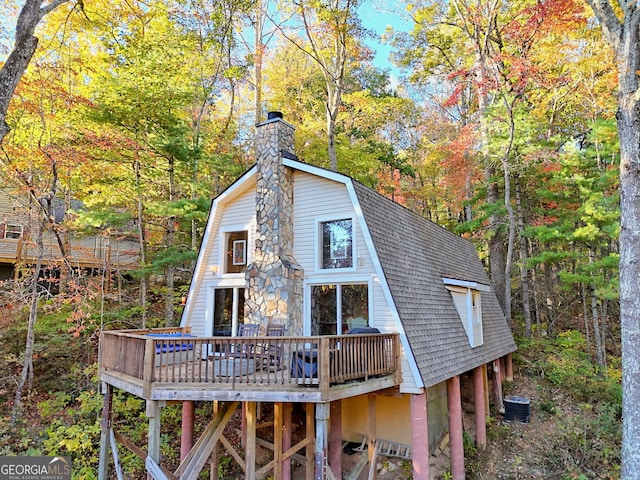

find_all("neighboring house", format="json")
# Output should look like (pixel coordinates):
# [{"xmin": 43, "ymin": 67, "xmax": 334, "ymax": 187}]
[
  {"xmin": 0, "ymin": 186, "xmax": 139, "ymax": 280},
  {"xmin": 98, "ymin": 113, "xmax": 516, "ymax": 480}
]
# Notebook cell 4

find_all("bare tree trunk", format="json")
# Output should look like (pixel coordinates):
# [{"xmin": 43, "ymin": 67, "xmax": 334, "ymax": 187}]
[
  {"xmin": 254, "ymin": 2, "xmax": 266, "ymax": 126},
  {"xmin": 326, "ymin": 83, "xmax": 341, "ymax": 171},
  {"xmin": 583, "ymin": 3, "xmax": 640, "ymax": 476},
  {"xmin": 531, "ymin": 263, "xmax": 541, "ymax": 334},
  {"xmin": 500, "ymin": 96, "xmax": 518, "ymax": 328},
  {"xmin": 164, "ymin": 157, "xmax": 176, "ymax": 326},
  {"xmin": 589, "ymin": 248, "xmax": 605, "ymax": 369},
  {"xmin": 543, "ymin": 261, "xmax": 556, "ymax": 335},
  {"xmin": 591, "ymin": 287, "xmax": 604, "ymax": 368},
  {"xmin": 582, "ymin": 284, "xmax": 592, "ymax": 361},
  {"xmin": 134, "ymin": 157, "xmax": 147, "ymax": 327},
  {"xmin": 12, "ymin": 216, "xmax": 45, "ymax": 423},
  {"xmin": 515, "ymin": 179, "xmax": 532, "ymax": 337}
]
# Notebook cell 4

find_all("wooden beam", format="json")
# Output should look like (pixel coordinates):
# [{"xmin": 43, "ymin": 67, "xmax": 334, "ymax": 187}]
[
  {"xmin": 219, "ymin": 434, "xmax": 246, "ymax": 471},
  {"xmin": 283, "ymin": 402, "xmax": 292, "ymax": 480},
  {"xmin": 474, "ymin": 366, "xmax": 487, "ymax": 450},
  {"xmin": 109, "ymin": 429, "xmax": 124, "ymax": 480},
  {"xmin": 246, "ymin": 402, "xmax": 257, "ymax": 480},
  {"xmin": 143, "ymin": 338, "xmax": 155, "ymax": 398},
  {"xmin": 210, "ymin": 402, "xmax": 219, "ymax": 480},
  {"xmin": 367, "ymin": 394, "xmax": 376, "ymax": 479},
  {"xmin": 114, "ymin": 430, "xmax": 174, "ymax": 477},
  {"xmin": 315, "ymin": 403, "xmax": 330, "ymax": 480},
  {"xmin": 274, "ymin": 402, "xmax": 283, "ymax": 480},
  {"xmin": 329, "ymin": 401, "xmax": 342, "ymax": 479},
  {"xmin": 98, "ymin": 383, "xmax": 113, "ymax": 480},
  {"xmin": 146, "ymin": 457, "xmax": 171, "ymax": 480},
  {"xmin": 147, "ymin": 400, "xmax": 162, "ymax": 480},
  {"xmin": 174, "ymin": 401, "xmax": 239, "ymax": 480},
  {"xmin": 306, "ymin": 403, "xmax": 315, "ymax": 480}
]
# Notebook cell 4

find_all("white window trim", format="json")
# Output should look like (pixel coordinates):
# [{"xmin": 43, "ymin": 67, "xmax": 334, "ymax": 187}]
[
  {"xmin": 442, "ymin": 277, "xmax": 491, "ymax": 292},
  {"xmin": 444, "ymin": 282, "xmax": 484, "ymax": 348},
  {"xmin": 314, "ymin": 215, "xmax": 357, "ymax": 274},
  {"xmin": 218, "ymin": 225, "xmax": 252, "ymax": 277},
  {"xmin": 303, "ymin": 275, "xmax": 373, "ymax": 336},
  {"xmin": 4, "ymin": 223, "xmax": 23, "ymax": 240}
]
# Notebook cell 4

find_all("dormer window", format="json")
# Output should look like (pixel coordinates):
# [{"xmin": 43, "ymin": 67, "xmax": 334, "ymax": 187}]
[
  {"xmin": 225, "ymin": 231, "xmax": 247, "ymax": 273},
  {"xmin": 319, "ymin": 218, "xmax": 353, "ymax": 270},
  {"xmin": 443, "ymin": 278, "xmax": 489, "ymax": 348}
]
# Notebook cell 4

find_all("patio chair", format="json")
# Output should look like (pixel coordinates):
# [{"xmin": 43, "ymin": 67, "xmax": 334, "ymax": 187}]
[
  {"xmin": 223, "ymin": 323, "xmax": 259, "ymax": 358},
  {"xmin": 261, "ymin": 323, "xmax": 285, "ymax": 371}
]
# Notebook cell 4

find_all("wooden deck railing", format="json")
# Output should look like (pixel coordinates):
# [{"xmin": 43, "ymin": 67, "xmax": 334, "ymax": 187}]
[{"xmin": 99, "ymin": 327, "xmax": 400, "ymax": 397}]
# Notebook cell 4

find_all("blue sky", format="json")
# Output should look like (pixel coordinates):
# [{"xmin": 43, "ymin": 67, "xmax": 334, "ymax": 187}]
[{"xmin": 358, "ymin": 1, "xmax": 413, "ymax": 80}]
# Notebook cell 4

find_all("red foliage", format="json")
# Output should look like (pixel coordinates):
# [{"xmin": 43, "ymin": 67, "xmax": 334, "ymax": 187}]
[{"xmin": 439, "ymin": 123, "xmax": 482, "ymax": 201}]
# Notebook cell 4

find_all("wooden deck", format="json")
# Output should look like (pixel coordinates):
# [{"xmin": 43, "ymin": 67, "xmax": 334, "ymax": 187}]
[{"xmin": 99, "ymin": 327, "xmax": 402, "ymax": 402}]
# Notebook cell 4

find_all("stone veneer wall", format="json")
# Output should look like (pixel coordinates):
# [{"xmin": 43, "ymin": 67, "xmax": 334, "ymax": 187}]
[{"xmin": 245, "ymin": 115, "xmax": 304, "ymax": 335}]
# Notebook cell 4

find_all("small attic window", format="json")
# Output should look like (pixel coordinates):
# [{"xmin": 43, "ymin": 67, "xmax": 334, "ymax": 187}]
[
  {"xmin": 443, "ymin": 278, "xmax": 489, "ymax": 348},
  {"xmin": 225, "ymin": 231, "xmax": 248, "ymax": 273}
]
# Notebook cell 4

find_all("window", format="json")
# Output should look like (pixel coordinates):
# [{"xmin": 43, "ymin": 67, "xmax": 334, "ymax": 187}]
[
  {"xmin": 320, "ymin": 219, "xmax": 353, "ymax": 269},
  {"xmin": 225, "ymin": 231, "xmax": 248, "ymax": 273},
  {"xmin": 443, "ymin": 278, "xmax": 487, "ymax": 348},
  {"xmin": 310, "ymin": 283, "xmax": 368, "ymax": 335},
  {"xmin": 4, "ymin": 224, "xmax": 23, "ymax": 239}
]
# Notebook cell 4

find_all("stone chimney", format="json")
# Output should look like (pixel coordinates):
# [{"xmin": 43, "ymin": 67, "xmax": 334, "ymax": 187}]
[{"xmin": 245, "ymin": 112, "xmax": 304, "ymax": 335}]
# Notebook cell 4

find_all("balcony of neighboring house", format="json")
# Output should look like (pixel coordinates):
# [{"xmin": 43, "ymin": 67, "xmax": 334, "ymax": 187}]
[{"xmin": 98, "ymin": 326, "xmax": 402, "ymax": 403}]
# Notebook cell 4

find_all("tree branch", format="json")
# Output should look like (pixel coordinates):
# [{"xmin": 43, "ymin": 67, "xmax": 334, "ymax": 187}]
[{"xmin": 584, "ymin": 0, "xmax": 623, "ymax": 51}]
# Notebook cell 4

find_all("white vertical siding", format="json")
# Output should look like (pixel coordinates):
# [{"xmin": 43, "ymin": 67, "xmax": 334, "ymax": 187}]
[
  {"xmin": 183, "ymin": 184, "xmax": 256, "ymax": 337},
  {"xmin": 293, "ymin": 172, "xmax": 421, "ymax": 391}
]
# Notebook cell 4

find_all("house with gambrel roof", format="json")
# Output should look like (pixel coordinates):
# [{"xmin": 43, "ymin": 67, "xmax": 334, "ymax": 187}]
[{"xmin": 98, "ymin": 112, "xmax": 516, "ymax": 480}]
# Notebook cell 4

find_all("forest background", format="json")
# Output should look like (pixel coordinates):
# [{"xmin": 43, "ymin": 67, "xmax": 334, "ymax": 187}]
[{"xmin": 0, "ymin": 0, "xmax": 625, "ymax": 478}]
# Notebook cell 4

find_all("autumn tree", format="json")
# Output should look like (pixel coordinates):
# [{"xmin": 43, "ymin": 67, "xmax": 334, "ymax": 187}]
[
  {"xmin": 276, "ymin": 0, "xmax": 370, "ymax": 171},
  {"xmin": 582, "ymin": 2, "xmax": 640, "ymax": 477},
  {"xmin": 0, "ymin": 0, "xmax": 76, "ymax": 144}
]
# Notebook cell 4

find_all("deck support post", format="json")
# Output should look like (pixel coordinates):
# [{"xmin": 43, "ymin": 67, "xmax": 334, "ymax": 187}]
[
  {"xmin": 410, "ymin": 391, "xmax": 430, "ymax": 480},
  {"xmin": 367, "ymin": 394, "xmax": 377, "ymax": 479},
  {"xmin": 505, "ymin": 353, "xmax": 513, "ymax": 381},
  {"xmin": 492, "ymin": 360, "xmax": 504, "ymax": 412},
  {"xmin": 146, "ymin": 400, "xmax": 162, "ymax": 479},
  {"xmin": 473, "ymin": 366, "xmax": 487, "ymax": 450},
  {"xmin": 315, "ymin": 402, "xmax": 330, "ymax": 480},
  {"xmin": 329, "ymin": 400, "xmax": 342, "ymax": 479},
  {"xmin": 98, "ymin": 383, "xmax": 113, "ymax": 480},
  {"xmin": 274, "ymin": 402, "xmax": 283, "ymax": 480},
  {"xmin": 306, "ymin": 403, "xmax": 315, "ymax": 480},
  {"xmin": 181, "ymin": 400, "xmax": 195, "ymax": 461},
  {"xmin": 210, "ymin": 402, "xmax": 219, "ymax": 480},
  {"xmin": 483, "ymin": 364, "xmax": 490, "ymax": 418},
  {"xmin": 245, "ymin": 402, "xmax": 257, "ymax": 480},
  {"xmin": 447, "ymin": 375, "xmax": 464, "ymax": 480},
  {"xmin": 283, "ymin": 402, "xmax": 292, "ymax": 480},
  {"xmin": 241, "ymin": 402, "xmax": 247, "ymax": 448}
]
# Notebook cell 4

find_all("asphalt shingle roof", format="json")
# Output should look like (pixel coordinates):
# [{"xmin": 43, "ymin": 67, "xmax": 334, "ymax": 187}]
[{"xmin": 352, "ymin": 181, "xmax": 517, "ymax": 388}]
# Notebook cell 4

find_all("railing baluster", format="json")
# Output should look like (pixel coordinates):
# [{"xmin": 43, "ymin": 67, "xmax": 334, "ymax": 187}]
[{"xmin": 100, "ymin": 330, "xmax": 400, "ymax": 392}]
